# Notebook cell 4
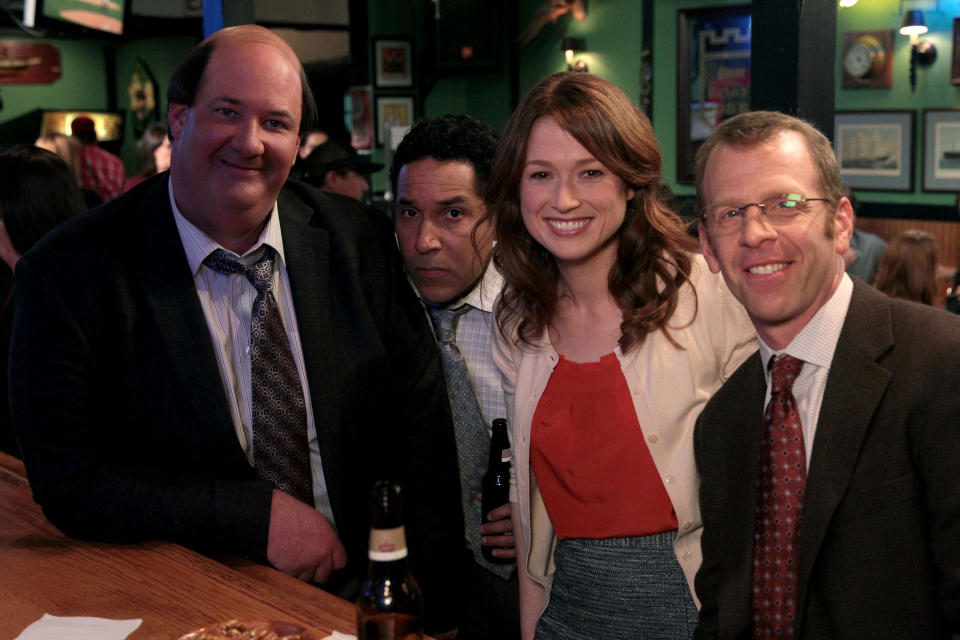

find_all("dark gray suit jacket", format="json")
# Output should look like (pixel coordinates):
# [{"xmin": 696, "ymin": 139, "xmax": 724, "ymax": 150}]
[
  {"xmin": 694, "ymin": 279, "xmax": 960, "ymax": 639},
  {"xmin": 9, "ymin": 174, "xmax": 464, "ymax": 631}
]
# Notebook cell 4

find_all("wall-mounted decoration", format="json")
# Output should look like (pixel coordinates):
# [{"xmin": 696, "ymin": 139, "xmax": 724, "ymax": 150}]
[
  {"xmin": 841, "ymin": 30, "xmax": 894, "ymax": 89},
  {"xmin": 951, "ymin": 18, "xmax": 960, "ymax": 85},
  {"xmin": 374, "ymin": 38, "xmax": 413, "ymax": 88},
  {"xmin": 835, "ymin": 111, "xmax": 913, "ymax": 192},
  {"xmin": 675, "ymin": 5, "xmax": 751, "ymax": 184},
  {"xmin": 922, "ymin": 108, "xmax": 960, "ymax": 192},
  {"xmin": 127, "ymin": 59, "xmax": 159, "ymax": 139},
  {"xmin": 350, "ymin": 85, "xmax": 373, "ymax": 151},
  {"xmin": 0, "ymin": 42, "xmax": 61, "ymax": 84},
  {"xmin": 376, "ymin": 96, "xmax": 414, "ymax": 149}
]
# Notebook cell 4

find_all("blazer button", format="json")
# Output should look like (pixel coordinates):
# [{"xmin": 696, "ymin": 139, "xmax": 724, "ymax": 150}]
[
  {"xmin": 647, "ymin": 434, "xmax": 659, "ymax": 444},
  {"xmin": 663, "ymin": 474, "xmax": 675, "ymax": 484},
  {"xmin": 682, "ymin": 521, "xmax": 693, "ymax": 530}
]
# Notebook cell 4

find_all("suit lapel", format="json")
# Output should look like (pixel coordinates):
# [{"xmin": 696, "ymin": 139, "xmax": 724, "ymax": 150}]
[
  {"xmin": 276, "ymin": 189, "xmax": 343, "ymax": 520},
  {"xmin": 717, "ymin": 354, "xmax": 769, "ymax": 636},
  {"xmin": 133, "ymin": 177, "xmax": 236, "ymax": 441},
  {"xmin": 796, "ymin": 280, "xmax": 894, "ymax": 625}
]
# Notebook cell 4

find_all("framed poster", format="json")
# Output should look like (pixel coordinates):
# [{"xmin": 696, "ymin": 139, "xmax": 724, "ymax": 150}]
[
  {"xmin": 675, "ymin": 5, "xmax": 751, "ymax": 183},
  {"xmin": 834, "ymin": 111, "xmax": 914, "ymax": 192},
  {"xmin": 374, "ymin": 38, "xmax": 413, "ymax": 88},
  {"xmin": 349, "ymin": 85, "xmax": 373, "ymax": 151},
  {"xmin": 922, "ymin": 108, "xmax": 960, "ymax": 192},
  {"xmin": 376, "ymin": 96, "xmax": 414, "ymax": 149},
  {"xmin": 951, "ymin": 18, "xmax": 960, "ymax": 85}
]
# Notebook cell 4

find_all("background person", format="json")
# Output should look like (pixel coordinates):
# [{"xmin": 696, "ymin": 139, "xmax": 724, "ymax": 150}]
[
  {"xmin": 488, "ymin": 72, "xmax": 756, "ymax": 640},
  {"xmin": 391, "ymin": 113, "xmax": 520, "ymax": 640},
  {"xmin": 35, "ymin": 132, "xmax": 101, "ymax": 209},
  {"xmin": 9, "ymin": 25, "xmax": 462, "ymax": 637},
  {"xmin": 123, "ymin": 123, "xmax": 172, "ymax": 191},
  {"xmin": 874, "ymin": 228, "xmax": 939, "ymax": 305},
  {"xmin": 300, "ymin": 140, "xmax": 382, "ymax": 202},
  {"xmin": 70, "ymin": 115, "xmax": 126, "ymax": 202},
  {"xmin": 841, "ymin": 188, "xmax": 886, "ymax": 284},
  {"xmin": 694, "ymin": 110, "xmax": 960, "ymax": 639},
  {"xmin": 0, "ymin": 145, "xmax": 86, "ymax": 457}
]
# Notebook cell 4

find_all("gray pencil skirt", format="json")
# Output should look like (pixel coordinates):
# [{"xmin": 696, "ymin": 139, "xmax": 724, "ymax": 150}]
[{"xmin": 535, "ymin": 531, "xmax": 698, "ymax": 640}]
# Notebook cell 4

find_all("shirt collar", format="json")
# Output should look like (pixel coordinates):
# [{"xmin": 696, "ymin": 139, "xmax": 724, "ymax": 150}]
[
  {"xmin": 169, "ymin": 176, "xmax": 286, "ymax": 275},
  {"xmin": 758, "ymin": 272, "xmax": 854, "ymax": 376}
]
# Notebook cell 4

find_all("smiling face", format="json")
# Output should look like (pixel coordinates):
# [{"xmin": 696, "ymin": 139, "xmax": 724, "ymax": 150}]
[
  {"xmin": 168, "ymin": 38, "xmax": 302, "ymax": 254},
  {"xmin": 519, "ymin": 116, "xmax": 634, "ymax": 277},
  {"xmin": 395, "ymin": 157, "xmax": 493, "ymax": 305},
  {"xmin": 699, "ymin": 130, "xmax": 852, "ymax": 349}
]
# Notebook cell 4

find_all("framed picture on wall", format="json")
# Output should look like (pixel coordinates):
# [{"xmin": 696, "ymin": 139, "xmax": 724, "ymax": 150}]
[
  {"xmin": 350, "ymin": 85, "xmax": 373, "ymax": 151},
  {"xmin": 922, "ymin": 108, "xmax": 960, "ymax": 191},
  {"xmin": 951, "ymin": 18, "xmax": 960, "ymax": 85},
  {"xmin": 376, "ymin": 95, "xmax": 414, "ymax": 149},
  {"xmin": 675, "ymin": 5, "xmax": 751, "ymax": 184},
  {"xmin": 374, "ymin": 38, "xmax": 413, "ymax": 88},
  {"xmin": 834, "ymin": 111, "xmax": 914, "ymax": 192}
]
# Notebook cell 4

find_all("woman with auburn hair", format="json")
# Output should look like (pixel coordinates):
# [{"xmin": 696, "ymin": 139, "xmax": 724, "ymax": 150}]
[
  {"xmin": 874, "ymin": 229, "xmax": 939, "ymax": 305},
  {"xmin": 487, "ymin": 72, "xmax": 756, "ymax": 639}
]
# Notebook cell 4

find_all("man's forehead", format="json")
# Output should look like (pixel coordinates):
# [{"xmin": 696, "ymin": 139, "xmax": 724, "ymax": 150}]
[{"xmin": 398, "ymin": 159, "xmax": 482, "ymax": 200}]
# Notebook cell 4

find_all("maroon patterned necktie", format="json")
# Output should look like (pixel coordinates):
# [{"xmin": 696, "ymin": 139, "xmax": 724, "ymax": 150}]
[
  {"xmin": 751, "ymin": 354, "xmax": 806, "ymax": 637},
  {"xmin": 204, "ymin": 247, "xmax": 314, "ymax": 506}
]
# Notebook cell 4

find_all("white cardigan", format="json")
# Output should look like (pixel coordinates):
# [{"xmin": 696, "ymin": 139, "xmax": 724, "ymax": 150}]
[{"xmin": 492, "ymin": 254, "xmax": 757, "ymax": 619}]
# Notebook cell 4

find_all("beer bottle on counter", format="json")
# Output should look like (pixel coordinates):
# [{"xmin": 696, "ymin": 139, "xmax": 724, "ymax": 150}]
[
  {"xmin": 480, "ymin": 418, "xmax": 512, "ymax": 564},
  {"xmin": 356, "ymin": 480, "xmax": 423, "ymax": 640}
]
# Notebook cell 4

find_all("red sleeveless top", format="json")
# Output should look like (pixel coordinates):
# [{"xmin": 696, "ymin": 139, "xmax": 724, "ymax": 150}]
[{"xmin": 529, "ymin": 353, "xmax": 678, "ymax": 539}]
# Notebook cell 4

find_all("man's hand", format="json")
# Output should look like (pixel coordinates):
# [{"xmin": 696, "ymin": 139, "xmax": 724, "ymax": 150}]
[
  {"xmin": 266, "ymin": 490, "xmax": 347, "ymax": 583},
  {"xmin": 477, "ymin": 494, "xmax": 516, "ymax": 560}
]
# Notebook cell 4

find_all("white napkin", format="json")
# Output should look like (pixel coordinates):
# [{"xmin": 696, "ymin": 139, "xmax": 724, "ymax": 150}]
[
  {"xmin": 14, "ymin": 614, "xmax": 142, "ymax": 640},
  {"xmin": 324, "ymin": 632, "xmax": 357, "ymax": 640}
]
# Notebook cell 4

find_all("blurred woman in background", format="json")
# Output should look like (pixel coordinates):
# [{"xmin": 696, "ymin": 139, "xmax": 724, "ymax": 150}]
[
  {"xmin": 874, "ymin": 229, "xmax": 939, "ymax": 305},
  {"xmin": 123, "ymin": 123, "xmax": 171, "ymax": 192},
  {"xmin": 487, "ymin": 72, "xmax": 756, "ymax": 640},
  {"xmin": 0, "ymin": 146, "xmax": 86, "ymax": 456},
  {"xmin": 35, "ymin": 132, "xmax": 101, "ymax": 208}
]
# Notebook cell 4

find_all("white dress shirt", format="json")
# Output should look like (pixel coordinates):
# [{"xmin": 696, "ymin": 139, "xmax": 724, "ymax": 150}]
[
  {"xmin": 757, "ymin": 273, "xmax": 854, "ymax": 469},
  {"xmin": 168, "ymin": 179, "xmax": 335, "ymax": 526}
]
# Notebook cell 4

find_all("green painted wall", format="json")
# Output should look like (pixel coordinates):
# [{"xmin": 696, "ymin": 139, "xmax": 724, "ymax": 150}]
[
  {"xmin": 0, "ymin": 38, "xmax": 112, "ymax": 124},
  {"xmin": 0, "ymin": 35, "xmax": 196, "ymax": 172},
  {"xmin": 837, "ymin": 0, "xmax": 960, "ymax": 206},
  {"xmin": 112, "ymin": 35, "xmax": 197, "ymax": 169}
]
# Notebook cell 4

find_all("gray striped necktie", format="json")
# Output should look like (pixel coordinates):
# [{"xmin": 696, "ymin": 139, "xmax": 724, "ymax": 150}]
[
  {"xmin": 429, "ymin": 304, "xmax": 512, "ymax": 578},
  {"xmin": 204, "ymin": 247, "xmax": 314, "ymax": 506}
]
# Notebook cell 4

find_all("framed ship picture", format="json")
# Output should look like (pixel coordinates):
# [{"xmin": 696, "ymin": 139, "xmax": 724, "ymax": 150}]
[
  {"xmin": 834, "ymin": 111, "xmax": 913, "ymax": 192},
  {"xmin": 922, "ymin": 108, "xmax": 960, "ymax": 191}
]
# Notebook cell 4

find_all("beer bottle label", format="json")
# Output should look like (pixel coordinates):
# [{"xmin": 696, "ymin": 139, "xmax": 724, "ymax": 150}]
[{"xmin": 368, "ymin": 526, "xmax": 408, "ymax": 561}]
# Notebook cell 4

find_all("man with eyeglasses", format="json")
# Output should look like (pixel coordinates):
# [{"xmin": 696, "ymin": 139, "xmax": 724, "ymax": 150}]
[{"xmin": 692, "ymin": 110, "xmax": 960, "ymax": 639}]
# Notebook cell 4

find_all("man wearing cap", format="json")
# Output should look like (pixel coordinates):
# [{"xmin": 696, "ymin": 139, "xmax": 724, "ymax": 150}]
[
  {"xmin": 70, "ymin": 115, "xmax": 126, "ymax": 203},
  {"xmin": 300, "ymin": 140, "xmax": 382, "ymax": 202}
]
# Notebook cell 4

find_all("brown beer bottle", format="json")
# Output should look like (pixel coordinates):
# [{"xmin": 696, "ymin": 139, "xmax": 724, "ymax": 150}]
[
  {"xmin": 356, "ymin": 480, "xmax": 423, "ymax": 640},
  {"xmin": 480, "ymin": 418, "xmax": 512, "ymax": 563}
]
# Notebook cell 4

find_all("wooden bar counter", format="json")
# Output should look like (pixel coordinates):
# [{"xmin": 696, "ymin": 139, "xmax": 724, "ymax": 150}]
[{"xmin": 0, "ymin": 451, "xmax": 358, "ymax": 639}]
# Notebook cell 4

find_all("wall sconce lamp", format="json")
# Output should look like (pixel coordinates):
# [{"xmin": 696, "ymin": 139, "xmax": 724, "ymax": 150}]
[
  {"xmin": 900, "ymin": 9, "xmax": 937, "ymax": 92},
  {"xmin": 562, "ymin": 37, "xmax": 588, "ymax": 72},
  {"xmin": 838, "ymin": 0, "xmax": 859, "ymax": 7}
]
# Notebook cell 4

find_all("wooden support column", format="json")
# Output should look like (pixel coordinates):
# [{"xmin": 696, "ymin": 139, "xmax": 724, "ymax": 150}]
[{"xmin": 750, "ymin": 0, "xmax": 836, "ymax": 140}]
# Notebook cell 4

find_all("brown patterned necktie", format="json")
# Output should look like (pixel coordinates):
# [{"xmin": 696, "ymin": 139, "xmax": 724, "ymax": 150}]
[
  {"xmin": 751, "ymin": 354, "xmax": 806, "ymax": 637},
  {"xmin": 204, "ymin": 247, "xmax": 314, "ymax": 506}
]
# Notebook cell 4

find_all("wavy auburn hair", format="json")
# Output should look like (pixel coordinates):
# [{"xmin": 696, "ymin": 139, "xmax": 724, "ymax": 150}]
[
  {"xmin": 874, "ymin": 229, "xmax": 939, "ymax": 306},
  {"xmin": 486, "ymin": 72, "xmax": 697, "ymax": 353}
]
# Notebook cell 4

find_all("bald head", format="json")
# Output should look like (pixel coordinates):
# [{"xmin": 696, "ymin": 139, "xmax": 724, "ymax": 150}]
[{"xmin": 166, "ymin": 24, "xmax": 317, "ymax": 135}]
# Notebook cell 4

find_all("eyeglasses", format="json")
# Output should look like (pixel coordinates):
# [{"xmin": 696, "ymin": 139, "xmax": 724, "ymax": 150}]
[{"xmin": 701, "ymin": 193, "xmax": 832, "ymax": 236}]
